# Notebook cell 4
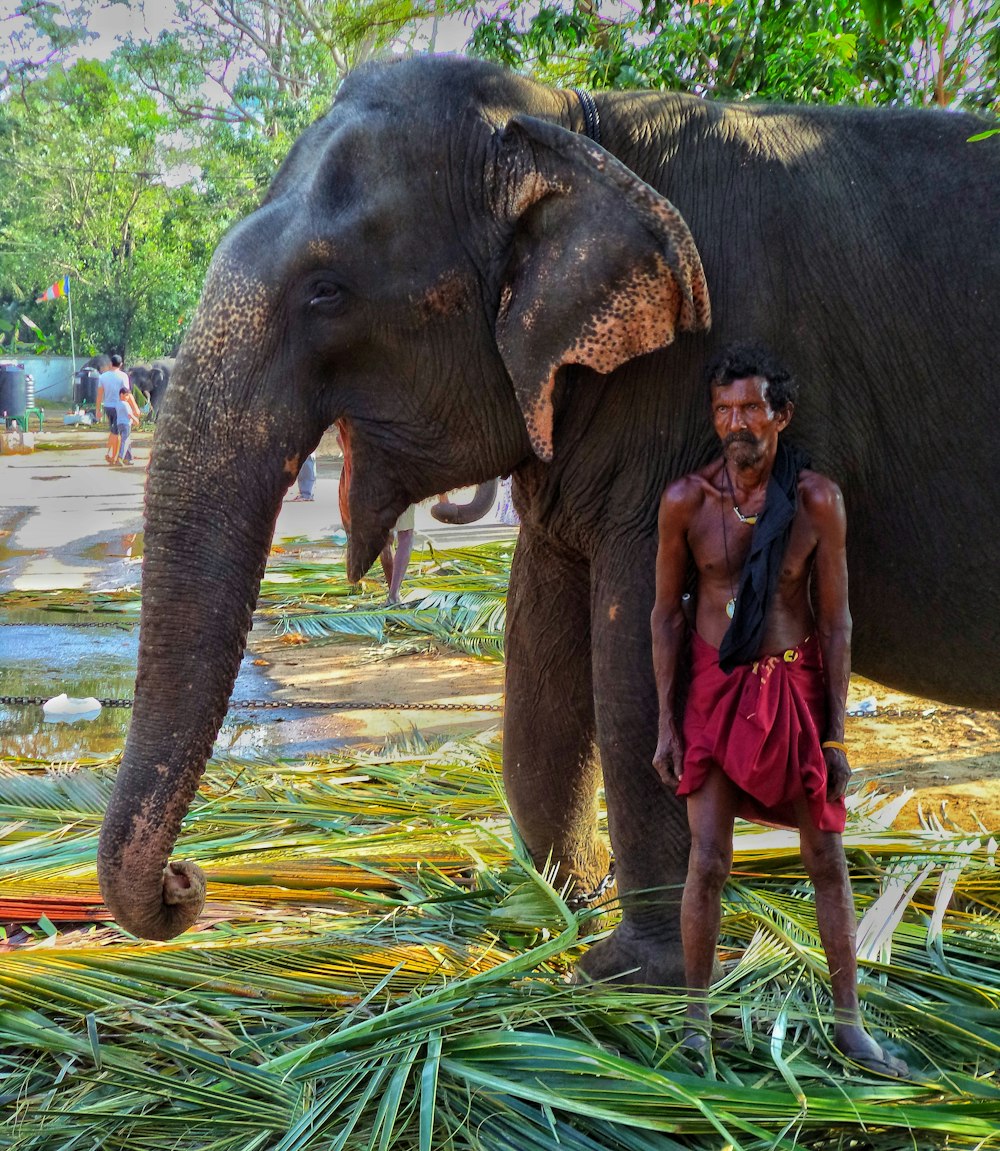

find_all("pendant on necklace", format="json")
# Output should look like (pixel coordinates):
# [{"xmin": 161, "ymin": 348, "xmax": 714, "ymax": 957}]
[
  {"xmin": 732, "ymin": 504, "xmax": 758, "ymax": 525},
  {"xmin": 726, "ymin": 597, "xmax": 736, "ymax": 619}
]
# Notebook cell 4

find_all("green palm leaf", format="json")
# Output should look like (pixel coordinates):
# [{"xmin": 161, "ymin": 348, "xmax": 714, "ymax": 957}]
[
  {"xmin": 5, "ymin": 544, "xmax": 1000, "ymax": 1148},
  {"xmin": 3, "ymin": 738, "xmax": 1000, "ymax": 1150}
]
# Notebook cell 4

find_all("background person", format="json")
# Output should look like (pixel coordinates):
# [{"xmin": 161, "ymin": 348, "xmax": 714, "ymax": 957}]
[
  {"xmin": 112, "ymin": 386, "xmax": 139, "ymax": 467},
  {"xmin": 98, "ymin": 354, "xmax": 129, "ymax": 462},
  {"xmin": 290, "ymin": 452, "xmax": 316, "ymax": 501}
]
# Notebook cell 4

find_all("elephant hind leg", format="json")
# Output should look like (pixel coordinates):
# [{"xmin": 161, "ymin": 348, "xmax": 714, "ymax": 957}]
[{"xmin": 503, "ymin": 533, "xmax": 609, "ymax": 900}]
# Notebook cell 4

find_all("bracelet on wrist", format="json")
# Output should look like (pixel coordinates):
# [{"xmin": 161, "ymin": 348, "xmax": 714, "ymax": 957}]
[{"xmin": 821, "ymin": 740, "xmax": 847, "ymax": 754}]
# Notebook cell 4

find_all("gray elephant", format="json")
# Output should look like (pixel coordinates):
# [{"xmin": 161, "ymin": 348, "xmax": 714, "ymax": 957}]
[
  {"xmin": 98, "ymin": 57, "xmax": 998, "ymax": 985},
  {"xmin": 128, "ymin": 357, "xmax": 175, "ymax": 414},
  {"xmin": 430, "ymin": 478, "xmax": 499, "ymax": 524}
]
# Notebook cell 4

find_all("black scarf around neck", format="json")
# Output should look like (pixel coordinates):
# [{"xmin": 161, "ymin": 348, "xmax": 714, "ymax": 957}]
[{"xmin": 718, "ymin": 439, "xmax": 811, "ymax": 673}]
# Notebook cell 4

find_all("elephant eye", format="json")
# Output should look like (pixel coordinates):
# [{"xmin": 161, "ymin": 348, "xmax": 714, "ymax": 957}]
[{"xmin": 308, "ymin": 280, "xmax": 346, "ymax": 312}]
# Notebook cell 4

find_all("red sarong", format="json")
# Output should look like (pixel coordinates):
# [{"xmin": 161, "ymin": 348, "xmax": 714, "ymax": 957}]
[{"xmin": 679, "ymin": 631, "xmax": 846, "ymax": 833}]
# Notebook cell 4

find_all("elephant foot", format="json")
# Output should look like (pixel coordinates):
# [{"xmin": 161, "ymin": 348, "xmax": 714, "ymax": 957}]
[
  {"xmin": 547, "ymin": 844, "xmax": 613, "ymax": 911},
  {"xmin": 572, "ymin": 920, "xmax": 686, "ymax": 988}
]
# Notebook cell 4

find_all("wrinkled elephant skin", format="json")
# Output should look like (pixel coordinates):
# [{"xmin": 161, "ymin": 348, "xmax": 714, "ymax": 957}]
[{"xmin": 98, "ymin": 57, "xmax": 999, "ymax": 980}]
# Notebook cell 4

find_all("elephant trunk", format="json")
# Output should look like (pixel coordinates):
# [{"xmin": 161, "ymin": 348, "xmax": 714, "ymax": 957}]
[
  {"xmin": 430, "ymin": 478, "xmax": 499, "ymax": 524},
  {"xmin": 98, "ymin": 385, "xmax": 296, "ymax": 938}
]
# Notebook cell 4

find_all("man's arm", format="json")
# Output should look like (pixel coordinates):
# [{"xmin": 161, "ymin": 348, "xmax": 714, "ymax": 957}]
[
  {"xmin": 807, "ymin": 475, "xmax": 852, "ymax": 800},
  {"xmin": 651, "ymin": 479, "xmax": 697, "ymax": 789}
]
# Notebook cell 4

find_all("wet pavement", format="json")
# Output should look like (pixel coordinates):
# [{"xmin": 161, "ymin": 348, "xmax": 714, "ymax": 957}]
[{"xmin": 1, "ymin": 424, "xmax": 514, "ymax": 760}]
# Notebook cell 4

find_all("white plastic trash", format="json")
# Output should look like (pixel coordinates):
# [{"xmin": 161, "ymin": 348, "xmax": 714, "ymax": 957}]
[
  {"xmin": 846, "ymin": 696, "xmax": 877, "ymax": 717},
  {"xmin": 42, "ymin": 693, "xmax": 103, "ymax": 723}
]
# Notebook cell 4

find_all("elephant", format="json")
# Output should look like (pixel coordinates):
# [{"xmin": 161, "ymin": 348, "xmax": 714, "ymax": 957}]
[
  {"xmin": 97, "ymin": 55, "xmax": 998, "ymax": 983},
  {"xmin": 430, "ymin": 477, "xmax": 499, "ymax": 524},
  {"xmin": 128, "ymin": 357, "xmax": 175, "ymax": 414},
  {"xmin": 81, "ymin": 353, "xmax": 112, "ymax": 374}
]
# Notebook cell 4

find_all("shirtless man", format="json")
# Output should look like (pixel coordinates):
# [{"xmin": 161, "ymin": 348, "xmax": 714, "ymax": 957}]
[{"xmin": 651, "ymin": 343, "xmax": 907, "ymax": 1077}]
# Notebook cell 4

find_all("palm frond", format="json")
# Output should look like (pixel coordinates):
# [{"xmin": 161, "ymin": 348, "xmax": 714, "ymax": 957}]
[{"xmin": 4, "ymin": 736, "xmax": 1000, "ymax": 1149}]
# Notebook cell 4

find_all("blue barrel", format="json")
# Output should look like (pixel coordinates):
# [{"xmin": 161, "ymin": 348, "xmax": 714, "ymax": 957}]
[{"xmin": 0, "ymin": 364, "xmax": 26, "ymax": 423}]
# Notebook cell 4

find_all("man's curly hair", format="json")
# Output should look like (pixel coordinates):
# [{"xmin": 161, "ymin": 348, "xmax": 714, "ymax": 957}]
[{"xmin": 704, "ymin": 342, "xmax": 798, "ymax": 413}]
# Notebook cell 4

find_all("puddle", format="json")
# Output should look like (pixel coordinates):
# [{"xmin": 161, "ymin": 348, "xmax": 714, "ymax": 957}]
[
  {"xmin": 0, "ymin": 542, "xmax": 43, "ymax": 564},
  {"xmin": 80, "ymin": 532, "xmax": 145, "ymax": 561},
  {"xmin": 0, "ymin": 621, "xmax": 318, "ymax": 761}
]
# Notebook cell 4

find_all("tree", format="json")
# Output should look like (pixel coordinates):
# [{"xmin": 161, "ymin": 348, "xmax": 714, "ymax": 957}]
[
  {"xmin": 1, "ymin": 1, "xmax": 93, "ymax": 97},
  {"xmin": 0, "ymin": 58, "xmax": 214, "ymax": 358},
  {"xmin": 469, "ymin": 0, "xmax": 999, "ymax": 112}
]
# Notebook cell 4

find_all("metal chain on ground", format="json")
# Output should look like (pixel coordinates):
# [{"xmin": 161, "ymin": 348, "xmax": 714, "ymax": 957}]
[
  {"xmin": 0, "ymin": 619, "xmax": 135, "ymax": 629},
  {"xmin": 566, "ymin": 860, "xmax": 617, "ymax": 909},
  {"xmin": 0, "ymin": 694, "xmax": 502, "ymax": 712},
  {"xmin": 3, "ymin": 694, "xmax": 992, "ymax": 720}
]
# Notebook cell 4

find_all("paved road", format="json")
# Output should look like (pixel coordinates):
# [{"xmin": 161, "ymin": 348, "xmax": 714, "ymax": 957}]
[{"xmin": 0, "ymin": 425, "xmax": 516, "ymax": 593}]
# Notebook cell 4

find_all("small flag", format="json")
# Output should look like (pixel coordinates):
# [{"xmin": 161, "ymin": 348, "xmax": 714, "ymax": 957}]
[{"xmin": 36, "ymin": 276, "xmax": 70, "ymax": 302}]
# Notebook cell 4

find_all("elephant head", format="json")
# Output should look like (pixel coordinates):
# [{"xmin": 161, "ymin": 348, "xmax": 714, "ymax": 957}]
[
  {"xmin": 147, "ymin": 358, "xmax": 175, "ymax": 413},
  {"xmin": 127, "ymin": 363, "xmax": 153, "ymax": 400},
  {"xmin": 97, "ymin": 56, "xmax": 708, "ymax": 940}
]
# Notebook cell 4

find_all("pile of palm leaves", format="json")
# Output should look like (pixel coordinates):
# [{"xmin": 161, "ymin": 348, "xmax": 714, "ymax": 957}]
[
  {"xmin": 0, "ymin": 541, "xmax": 513, "ymax": 662},
  {"xmin": 3, "ymin": 544, "xmax": 1000, "ymax": 1148},
  {"xmin": 257, "ymin": 541, "xmax": 513, "ymax": 661},
  {"xmin": 2, "ymin": 738, "xmax": 1000, "ymax": 1150}
]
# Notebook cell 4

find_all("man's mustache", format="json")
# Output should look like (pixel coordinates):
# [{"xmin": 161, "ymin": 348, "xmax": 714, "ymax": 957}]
[{"xmin": 723, "ymin": 432, "xmax": 756, "ymax": 447}]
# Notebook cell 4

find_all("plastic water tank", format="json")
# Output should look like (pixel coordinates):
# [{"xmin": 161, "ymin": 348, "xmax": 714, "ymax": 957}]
[
  {"xmin": 73, "ymin": 366, "xmax": 100, "ymax": 408},
  {"xmin": 0, "ymin": 363, "xmax": 27, "ymax": 424}
]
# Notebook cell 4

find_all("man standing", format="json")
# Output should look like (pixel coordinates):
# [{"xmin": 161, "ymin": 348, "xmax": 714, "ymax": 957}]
[
  {"xmin": 97, "ymin": 355, "xmax": 130, "ymax": 463},
  {"xmin": 651, "ymin": 343, "xmax": 907, "ymax": 1077}
]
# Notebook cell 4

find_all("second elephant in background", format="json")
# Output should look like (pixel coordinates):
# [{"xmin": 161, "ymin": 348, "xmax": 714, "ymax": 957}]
[{"xmin": 128, "ymin": 357, "xmax": 176, "ymax": 414}]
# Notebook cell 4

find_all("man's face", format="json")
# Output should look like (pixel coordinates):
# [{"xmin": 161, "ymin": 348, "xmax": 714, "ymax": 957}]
[{"xmin": 711, "ymin": 375, "xmax": 792, "ymax": 468}]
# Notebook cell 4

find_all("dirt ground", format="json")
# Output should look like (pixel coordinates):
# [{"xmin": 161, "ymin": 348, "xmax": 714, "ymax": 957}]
[
  {"xmin": 836, "ymin": 675, "xmax": 1000, "ymax": 832},
  {"xmin": 252, "ymin": 629, "xmax": 1000, "ymax": 834}
]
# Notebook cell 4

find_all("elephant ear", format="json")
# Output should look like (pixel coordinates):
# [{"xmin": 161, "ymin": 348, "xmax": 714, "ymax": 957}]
[{"xmin": 492, "ymin": 115, "xmax": 711, "ymax": 462}]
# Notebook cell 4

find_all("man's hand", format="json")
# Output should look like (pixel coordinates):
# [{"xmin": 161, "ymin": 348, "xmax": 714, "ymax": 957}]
[
  {"xmin": 824, "ymin": 747, "xmax": 850, "ymax": 801},
  {"xmin": 653, "ymin": 726, "xmax": 685, "ymax": 791}
]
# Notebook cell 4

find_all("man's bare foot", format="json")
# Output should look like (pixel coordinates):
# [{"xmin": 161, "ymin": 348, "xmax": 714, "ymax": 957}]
[{"xmin": 835, "ymin": 1024, "xmax": 909, "ymax": 1077}]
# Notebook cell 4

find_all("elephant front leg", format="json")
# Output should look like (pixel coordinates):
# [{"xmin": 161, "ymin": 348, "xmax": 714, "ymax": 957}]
[
  {"xmin": 573, "ymin": 559, "xmax": 694, "ymax": 988},
  {"xmin": 503, "ymin": 534, "xmax": 609, "ymax": 900}
]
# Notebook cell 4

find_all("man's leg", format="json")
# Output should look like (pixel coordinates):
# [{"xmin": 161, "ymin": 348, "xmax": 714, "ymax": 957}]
[
  {"xmin": 295, "ymin": 453, "xmax": 316, "ymax": 500},
  {"xmin": 388, "ymin": 528, "xmax": 413, "ymax": 603},
  {"xmin": 682, "ymin": 764, "xmax": 740, "ymax": 1044},
  {"xmin": 797, "ymin": 812, "xmax": 909, "ymax": 1076},
  {"xmin": 378, "ymin": 535, "xmax": 394, "ymax": 589},
  {"xmin": 106, "ymin": 411, "xmax": 118, "ymax": 462}
]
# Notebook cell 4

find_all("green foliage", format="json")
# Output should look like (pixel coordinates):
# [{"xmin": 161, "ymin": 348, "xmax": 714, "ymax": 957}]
[
  {"xmin": 0, "ymin": 56, "xmax": 211, "ymax": 358},
  {"xmin": 470, "ymin": 0, "xmax": 999, "ymax": 112}
]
